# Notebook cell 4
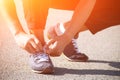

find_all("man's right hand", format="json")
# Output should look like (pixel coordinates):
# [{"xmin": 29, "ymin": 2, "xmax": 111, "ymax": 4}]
[{"xmin": 14, "ymin": 32, "xmax": 43, "ymax": 54}]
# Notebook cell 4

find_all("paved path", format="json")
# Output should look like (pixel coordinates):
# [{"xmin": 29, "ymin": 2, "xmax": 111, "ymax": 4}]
[{"xmin": 0, "ymin": 9, "xmax": 120, "ymax": 80}]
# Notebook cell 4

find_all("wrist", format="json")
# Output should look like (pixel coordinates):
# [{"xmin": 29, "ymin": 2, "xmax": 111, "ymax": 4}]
[
  {"xmin": 14, "ymin": 30, "xmax": 26, "ymax": 37},
  {"xmin": 64, "ymin": 30, "xmax": 74, "ymax": 40}
]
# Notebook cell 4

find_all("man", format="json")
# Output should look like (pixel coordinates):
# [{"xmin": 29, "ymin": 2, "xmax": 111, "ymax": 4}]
[
  {"xmin": 47, "ymin": 0, "xmax": 120, "ymax": 59},
  {"xmin": 2, "ymin": 0, "xmax": 119, "ymax": 74},
  {"xmin": 1, "ymin": 0, "xmax": 92, "ymax": 74}
]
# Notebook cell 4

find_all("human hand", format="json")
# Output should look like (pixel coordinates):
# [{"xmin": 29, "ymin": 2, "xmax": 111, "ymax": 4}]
[
  {"xmin": 45, "ymin": 34, "xmax": 72, "ymax": 57},
  {"xmin": 14, "ymin": 32, "xmax": 43, "ymax": 54}
]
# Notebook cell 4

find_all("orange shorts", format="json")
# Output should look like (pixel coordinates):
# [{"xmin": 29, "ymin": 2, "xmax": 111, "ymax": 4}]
[
  {"xmin": 51, "ymin": 0, "xmax": 120, "ymax": 34},
  {"xmin": 22, "ymin": 0, "xmax": 120, "ymax": 34}
]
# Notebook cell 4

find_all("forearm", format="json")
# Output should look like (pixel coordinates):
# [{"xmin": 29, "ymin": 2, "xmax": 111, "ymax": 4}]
[
  {"xmin": 1, "ymin": 0, "xmax": 24, "ymax": 35},
  {"xmin": 65, "ymin": 0, "xmax": 96, "ymax": 39}
]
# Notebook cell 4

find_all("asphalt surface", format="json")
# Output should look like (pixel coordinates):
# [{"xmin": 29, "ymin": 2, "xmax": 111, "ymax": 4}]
[{"xmin": 0, "ymin": 9, "xmax": 120, "ymax": 80}]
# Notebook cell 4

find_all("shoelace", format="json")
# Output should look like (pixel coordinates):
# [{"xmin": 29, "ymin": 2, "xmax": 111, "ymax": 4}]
[
  {"xmin": 72, "ymin": 39, "xmax": 80, "ymax": 53},
  {"xmin": 33, "ymin": 47, "xmax": 49, "ymax": 62},
  {"xmin": 33, "ymin": 53, "xmax": 49, "ymax": 62}
]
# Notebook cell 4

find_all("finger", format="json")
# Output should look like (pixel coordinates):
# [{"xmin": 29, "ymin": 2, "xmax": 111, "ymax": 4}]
[
  {"xmin": 32, "ymin": 35, "xmax": 39, "ymax": 44},
  {"xmin": 45, "ymin": 39, "xmax": 57, "ymax": 53},
  {"xmin": 46, "ymin": 39, "xmax": 56, "ymax": 49},
  {"xmin": 29, "ymin": 39, "xmax": 42, "ymax": 52},
  {"xmin": 32, "ymin": 35, "xmax": 43, "ymax": 52},
  {"xmin": 25, "ymin": 42, "xmax": 37, "ymax": 54},
  {"xmin": 47, "ymin": 42, "xmax": 61, "ymax": 56},
  {"xmin": 37, "ymin": 41, "xmax": 43, "ymax": 52},
  {"xmin": 44, "ymin": 39, "xmax": 55, "ymax": 53}
]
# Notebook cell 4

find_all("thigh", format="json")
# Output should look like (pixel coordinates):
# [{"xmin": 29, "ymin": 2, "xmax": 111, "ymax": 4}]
[
  {"xmin": 50, "ymin": 0, "xmax": 80, "ymax": 10},
  {"xmin": 22, "ymin": 0, "xmax": 50, "ymax": 30},
  {"xmin": 85, "ymin": 0, "xmax": 120, "ymax": 34}
]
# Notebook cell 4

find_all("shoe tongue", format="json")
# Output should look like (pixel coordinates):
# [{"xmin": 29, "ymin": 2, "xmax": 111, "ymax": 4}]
[{"xmin": 34, "ymin": 53, "xmax": 49, "ymax": 62}]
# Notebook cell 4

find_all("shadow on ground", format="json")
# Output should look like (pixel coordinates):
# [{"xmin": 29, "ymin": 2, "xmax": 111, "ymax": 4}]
[
  {"xmin": 88, "ymin": 60, "xmax": 120, "ymax": 69},
  {"xmin": 52, "ymin": 60, "xmax": 120, "ymax": 76}
]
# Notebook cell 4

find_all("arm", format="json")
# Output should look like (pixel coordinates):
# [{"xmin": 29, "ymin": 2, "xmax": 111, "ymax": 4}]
[
  {"xmin": 46, "ymin": 0, "xmax": 96, "ymax": 56},
  {"xmin": 1, "ymin": 0, "xmax": 43, "ymax": 54},
  {"xmin": 65, "ymin": 0, "xmax": 96, "ymax": 39},
  {"xmin": 1, "ymin": 0, "xmax": 25, "ymax": 35}
]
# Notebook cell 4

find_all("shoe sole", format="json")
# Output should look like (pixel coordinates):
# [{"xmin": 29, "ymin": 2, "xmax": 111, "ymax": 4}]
[
  {"xmin": 32, "ymin": 68, "xmax": 54, "ymax": 74},
  {"xmin": 65, "ymin": 55, "xmax": 88, "ymax": 62},
  {"xmin": 67, "ymin": 59, "xmax": 88, "ymax": 62}
]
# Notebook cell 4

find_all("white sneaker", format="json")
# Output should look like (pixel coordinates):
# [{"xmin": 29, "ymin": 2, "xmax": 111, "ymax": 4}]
[{"xmin": 29, "ymin": 52, "xmax": 54, "ymax": 74}]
